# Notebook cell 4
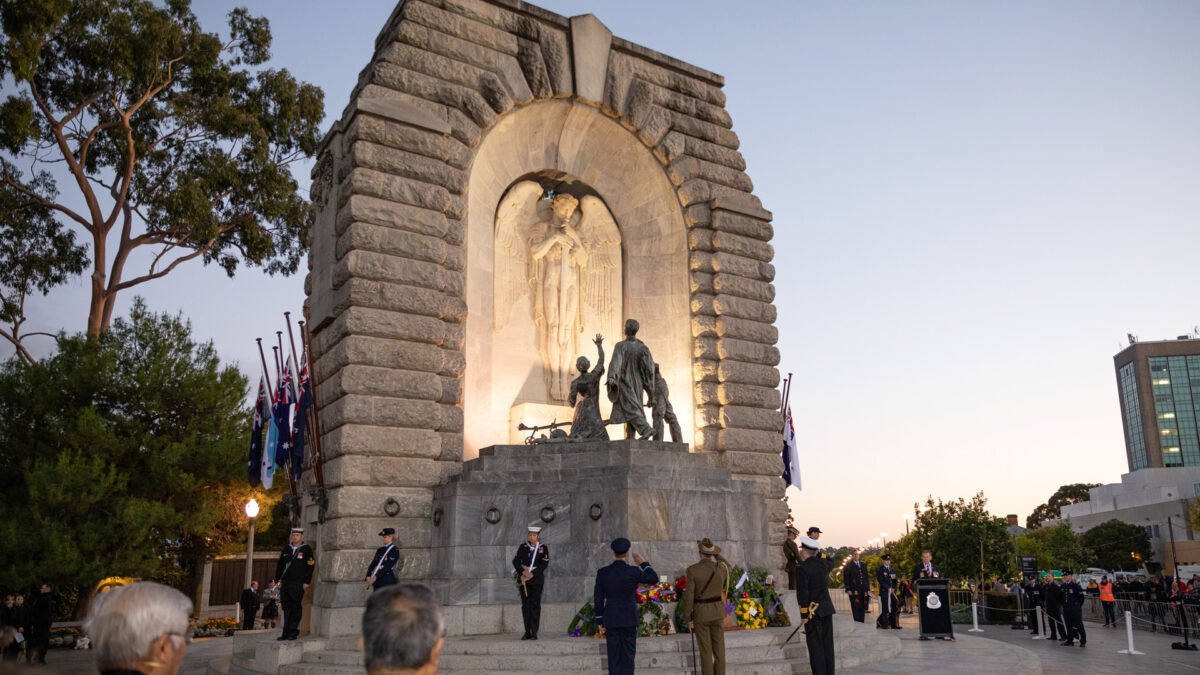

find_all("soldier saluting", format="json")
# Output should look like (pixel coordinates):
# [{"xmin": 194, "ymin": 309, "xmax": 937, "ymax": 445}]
[
  {"xmin": 513, "ymin": 526, "xmax": 550, "ymax": 640},
  {"xmin": 275, "ymin": 527, "xmax": 315, "ymax": 641}
]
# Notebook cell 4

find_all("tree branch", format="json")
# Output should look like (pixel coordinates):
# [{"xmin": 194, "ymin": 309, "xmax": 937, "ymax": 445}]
[
  {"xmin": 26, "ymin": 80, "xmax": 105, "ymax": 229},
  {"xmin": 0, "ymin": 167, "xmax": 92, "ymax": 230}
]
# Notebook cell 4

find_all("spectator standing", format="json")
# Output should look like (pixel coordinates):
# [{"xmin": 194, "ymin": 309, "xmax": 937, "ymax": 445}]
[
  {"xmin": 86, "ymin": 581, "xmax": 192, "ymax": 675},
  {"xmin": 1044, "ymin": 576, "xmax": 1064, "ymax": 641},
  {"xmin": 361, "ymin": 583, "xmax": 444, "ymax": 675},
  {"xmin": 27, "ymin": 584, "xmax": 51, "ymax": 665},
  {"xmin": 1099, "ymin": 577, "xmax": 1116, "ymax": 627},
  {"xmin": 261, "ymin": 581, "xmax": 280, "ymax": 629},
  {"xmin": 0, "ymin": 595, "xmax": 19, "ymax": 662},
  {"xmin": 239, "ymin": 581, "xmax": 260, "ymax": 630}
]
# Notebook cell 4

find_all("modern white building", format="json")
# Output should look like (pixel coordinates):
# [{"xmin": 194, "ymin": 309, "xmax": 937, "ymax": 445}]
[{"xmin": 1050, "ymin": 468, "xmax": 1200, "ymax": 572}]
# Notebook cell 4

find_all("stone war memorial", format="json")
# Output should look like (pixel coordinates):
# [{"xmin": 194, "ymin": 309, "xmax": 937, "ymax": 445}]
[{"xmin": 237, "ymin": 0, "xmax": 788, "ymax": 669}]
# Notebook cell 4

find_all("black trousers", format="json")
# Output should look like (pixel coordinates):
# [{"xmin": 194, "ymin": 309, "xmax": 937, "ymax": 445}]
[
  {"xmin": 604, "ymin": 625, "xmax": 637, "ymax": 675},
  {"xmin": 519, "ymin": 580, "xmax": 544, "ymax": 637},
  {"xmin": 241, "ymin": 606, "xmax": 257, "ymax": 630},
  {"xmin": 1027, "ymin": 607, "xmax": 1039, "ymax": 634},
  {"xmin": 1102, "ymin": 600, "xmax": 1116, "ymax": 625},
  {"xmin": 1046, "ymin": 607, "xmax": 1062, "ymax": 640},
  {"xmin": 1063, "ymin": 605, "xmax": 1086, "ymax": 644},
  {"xmin": 280, "ymin": 583, "xmax": 305, "ymax": 638},
  {"xmin": 804, "ymin": 615, "xmax": 835, "ymax": 675},
  {"xmin": 848, "ymin": 591, "xmax": 866, "ymax": 622},
  {"xmin": 876, "ymin": 591, "xmax": 897, "ymax": 627}
]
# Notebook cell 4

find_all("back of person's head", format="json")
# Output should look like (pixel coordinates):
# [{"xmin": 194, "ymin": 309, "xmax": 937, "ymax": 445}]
[
  {"xmin": 362, "ymin": 583, "xmax": 444, "ymax": 674},
  {"xmin": 86, "ymin": 581, "xmax": 193, "ymax": 673}
]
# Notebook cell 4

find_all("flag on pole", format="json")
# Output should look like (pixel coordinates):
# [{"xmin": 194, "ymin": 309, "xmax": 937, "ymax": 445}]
[
  {"xmin": 262, "ymin": 382, "xmax": 280, "ymax": 490},
  {"xmin": 272, "ymin": 356, "xmax": 297, "ymax": 469},
  {"xmin": 290, "ymin": 347, "xmax": 313, "ymax": 479},
  {"xmin": 247, "ymin": 375, "xmax": 269, "ymax": 487},
  {"xmin": 781, "ymin": 405, "xmax": 801, "ymax": 490}
]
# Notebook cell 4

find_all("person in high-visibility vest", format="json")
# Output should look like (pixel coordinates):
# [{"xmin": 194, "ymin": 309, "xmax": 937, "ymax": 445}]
[{"xmin": 1099, "ymin": 577, "xmax": 1117, "ymax": 627}]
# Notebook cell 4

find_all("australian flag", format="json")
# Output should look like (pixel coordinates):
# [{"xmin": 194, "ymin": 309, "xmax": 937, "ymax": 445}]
[
  {"xmin": 272, "ymin": 357, "xmax": 297, "ymax": 470},
  {"xmin": 247, "ymin": 375, "xmax": 269, "ymax": 487},
  {"xmin": 781, "ymin": 406, "xmax": 801, "ymax": 490},
  {"xmin": 290, "ymin": 348, "xmax": 314, "ymax": 479}
]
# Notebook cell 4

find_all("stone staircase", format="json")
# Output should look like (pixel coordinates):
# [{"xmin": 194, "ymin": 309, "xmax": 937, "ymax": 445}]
[{"xmin": 258, "ymin": 616, "xmax": 899, "ymax": 675}]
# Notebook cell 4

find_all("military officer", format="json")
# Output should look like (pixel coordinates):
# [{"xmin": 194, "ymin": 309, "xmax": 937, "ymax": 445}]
[
  {"xmin": 842, "ymin": 549, "xmax": 869, "ymax": 623},
  {"xmin": 364, "ymin": 527, "xmax": 401, "ymax": 591},
  {"xmin": 513, "ymin": 526, "xmax": 550, "ymax": 640},
  {"xmin": 876, "ymin": 553, "xmax": 901, "ymax": 629},
  {"xmin": 1060, "ymin": 570, "xmax": 1087, "ymax": 647},
  {"xmin": 1024, "ymin": 576, "xmax": 1043, "ymax": 635},
  {"xmin": 807, "ymin": 527, "xmax": 827, "ymax": 561},
  {"xmin": 796, "ymin": 536, "xmax": 836, "ymax": 675},
  {"xmin": 594, "ymin": 538, "xmax": 658, "ymax": 675},
  {"xmin": 783, "ymin": 525, "xmax": 802, "ymax": 590},
  {"xmin": 680, "ymin": 538, "xmax": 731, "ymax": 675},
  {"xmin": 274, "ymin": 527, "xmax": 315, "ymax": 641}
]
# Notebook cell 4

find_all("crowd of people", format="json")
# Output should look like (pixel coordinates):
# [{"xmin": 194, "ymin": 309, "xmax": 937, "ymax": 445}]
[{"xmin": 0, "ymin": 584, "xmax": 54, "ymax": 666}]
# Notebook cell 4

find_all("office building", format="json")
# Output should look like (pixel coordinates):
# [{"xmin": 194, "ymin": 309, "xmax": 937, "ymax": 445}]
[{"xmin": 1114, "ymin": 336, "xmax": 1200, "ymax": 471}]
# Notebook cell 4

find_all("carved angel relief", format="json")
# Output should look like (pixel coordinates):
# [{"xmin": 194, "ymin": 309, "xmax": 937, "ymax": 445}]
[{"xmin": 494, "ymin": 180, "xmax": 622, "ymax": 402}]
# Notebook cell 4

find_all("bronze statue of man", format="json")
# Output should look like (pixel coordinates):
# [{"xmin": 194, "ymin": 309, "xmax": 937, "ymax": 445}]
[
  {"xmin": 650, "ymin": 363, "xmax": 682, "ymax": 443},
  {"xmin": 605, "ymin": 319, "xmax": 655, "ymax": 439}
]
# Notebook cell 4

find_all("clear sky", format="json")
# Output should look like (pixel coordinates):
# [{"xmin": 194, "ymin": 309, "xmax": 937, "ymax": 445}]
[{"xmin": 14, "ymin": 1, "xmax": 1200, "ymax": 547}]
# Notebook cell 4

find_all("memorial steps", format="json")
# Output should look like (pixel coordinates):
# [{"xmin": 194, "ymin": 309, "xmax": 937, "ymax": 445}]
[{"xmin": 223, "ymin": 616, "xmax": 898, "ymax": 675}]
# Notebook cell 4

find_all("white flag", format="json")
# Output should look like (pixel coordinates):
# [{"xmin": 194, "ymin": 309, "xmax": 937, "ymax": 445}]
[
  {"xmin": 735, "ymin": 571, "xmax": 749, "ymax": 590},
  {"xmin": 781, "ymin": 406, "xmax": 801, "ymax": 490}
]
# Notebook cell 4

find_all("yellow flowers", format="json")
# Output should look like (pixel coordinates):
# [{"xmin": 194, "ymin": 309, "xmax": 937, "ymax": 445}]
[{"xmin": 735, "ymin": 598, "xmax": 768, "ymax": 630}]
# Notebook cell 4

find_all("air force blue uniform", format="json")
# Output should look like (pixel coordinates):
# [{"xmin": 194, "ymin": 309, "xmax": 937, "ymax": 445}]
[
  {"xmin": 364, "ymin": 544, "xmax": 400, "ymax": 590},
  {"xmin": 594, "ymin": 551, "xmax": 657, "ymax": 675}
]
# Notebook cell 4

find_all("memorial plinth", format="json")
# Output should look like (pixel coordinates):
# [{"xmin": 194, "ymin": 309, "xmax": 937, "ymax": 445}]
[{"xmin": 428, "ymin": 440, "xmax": 770, "ymax": 606}]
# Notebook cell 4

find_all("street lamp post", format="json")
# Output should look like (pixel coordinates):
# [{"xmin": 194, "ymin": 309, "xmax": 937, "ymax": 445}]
[
  {"xmin": 244, "ymin": 498, "xmax": 259, "ymax": 592},
  {"xmin": 902, "ymin": 514, "xmax": 911, "ymax": 535}
]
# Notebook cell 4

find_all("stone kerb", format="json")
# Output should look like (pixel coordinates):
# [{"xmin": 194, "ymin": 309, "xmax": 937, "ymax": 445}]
[{"xmin": 303, "ymin": 0, "xmax": 784, "ymax": 637}]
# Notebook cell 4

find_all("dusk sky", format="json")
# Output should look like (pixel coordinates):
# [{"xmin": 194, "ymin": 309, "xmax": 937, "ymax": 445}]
[{"xmin": 16, "ymin": 1, "xmax": 1200, "ymax": 547}]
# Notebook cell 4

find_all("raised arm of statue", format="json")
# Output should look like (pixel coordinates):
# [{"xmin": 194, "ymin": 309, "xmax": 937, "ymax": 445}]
[{"xmin": 593, "ymin": 334, "xmax": 605, "ymax": 376}]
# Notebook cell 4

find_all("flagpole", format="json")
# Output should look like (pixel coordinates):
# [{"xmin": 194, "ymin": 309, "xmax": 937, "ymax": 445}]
[
  {"xmin": 275, "ymin": 332, "xmax": 285, "ymax": 379},
  {"xmin": 272, "ymin": 345, "xmax": 281, "ymax": 380},
  {"xmin": 256, "ymin": 338, "xmax": 273, "ymax": 393},
  {"xmin": 300, "ymin": 313, "xmax": 328, "ymax": 491}
]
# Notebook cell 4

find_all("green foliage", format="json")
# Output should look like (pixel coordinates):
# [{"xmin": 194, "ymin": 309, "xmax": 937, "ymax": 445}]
[
  {"xmin": 567, "ymin": 602, "xmax": 597, "ymax": 637},
  {"xmin": 1079, "ymin": 519, "xmax": 1153, "ymax": 572},
  {"xmin": 1013, "ymin": 522, "xmax": 1094, "ymax": 572},
  {"xmin": 1026, "ymin": 483, "xmax": 1102, "ymax": 529},
  {"xmin": 0, "ymin": 0, "xmax": 323, "ymax": 341},
  {"xmin": 0, "ymin": 299, "xmax": 283, "ymax": 599},
  {"xmin": 907, "ymin": 493, "xmax": 1015, "ymax": 582}
]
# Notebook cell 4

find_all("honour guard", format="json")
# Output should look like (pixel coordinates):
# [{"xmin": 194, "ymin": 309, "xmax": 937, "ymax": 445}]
[
  {"xmin": 513, "ymin": 526, "xmax": 550, "ymax": 640},
  {"xmin": 876, "ymin": 553, "xmax": 901, "ymax": 629},
  {"xmin": 274, "ymin": 527, "xmax": 315, "ymax": 641},
  {"xmin": 594, "ymin": 538, "xmax": 658, "ymax": 675},
  {"xmin": 680, "ymin": 538, "xmax": 731, "ymax": 675},
  {"xmin": 364, "ymin": 527, "xmax": 400, "ymax": 591},
  {"xmin": 842, "ymin": 549, "xmax": 869, "ymax": 623},
  {"xmin": 783, "ymin": 525, "xmax": 802, "ymax": 590},
  {"xmin": 1060, "ymin": 570, "xmax": 1087, "ymax": 647},
  {"xmin": 796, "ymin": 536, "xmax": 836, "ymax": 675}
]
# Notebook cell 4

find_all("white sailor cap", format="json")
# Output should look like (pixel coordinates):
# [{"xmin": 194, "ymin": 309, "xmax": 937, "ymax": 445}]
[
  {"xmin": 290, "ymin": 527, "xmax": 305, "ymax": 534},
  {"xmin": 527, "ymin": 526, "xmax": 542, "ymax": 534},
  {"xmin": 799, "ymin": 536, "xmax": 820, "ymax": 551}
]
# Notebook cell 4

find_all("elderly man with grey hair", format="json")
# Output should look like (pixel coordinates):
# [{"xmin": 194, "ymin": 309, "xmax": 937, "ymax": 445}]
[
  {"xmin": 86, "ymin": 581, "xmax": 193, "ymax": 675},
  {"xmin": 361, "ymin": 583, "xmax": 444, "ymax": 675}
]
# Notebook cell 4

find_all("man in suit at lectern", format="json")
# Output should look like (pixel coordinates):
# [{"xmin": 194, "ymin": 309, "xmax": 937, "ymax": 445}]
[{"xmin": 915, "ymin": 549, "xmax": 940, "ymax": 579}]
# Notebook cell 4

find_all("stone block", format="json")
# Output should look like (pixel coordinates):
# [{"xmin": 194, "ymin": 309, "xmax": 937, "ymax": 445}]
[
  {"xmin": 339, "ymin": 195, "xmax": 449, "ymax": 240},
  {"xmin": 716, "ymin": 337, "xmax": 780, "ymax": 366},
  {"xmin": 720, "ymin": 446, "xmax": 784, "ymax": 473},
  {"xmin": 403, "ymin": 1, "xmax": 518, "ymax": 56},
  {"xmin": 320, "ymin": 515, "xmax": 430, "ymax": 550},
  {"xmin": 324, "ymin": 455, "xmax": 452, "ymax": 489},
  {"xmin": 690, "ymin": 293, "xmax": 715, "ymax": 317},
  {"xmin": 341, "ymin": 166, "xmax": 453, "ymax": 214},
  {"xmin": 326, "ymin": 485, "xmax": 433, "ymax": 519},
  {"xmin": 690, "ymin": 271, "xmax": 715, "ymax": 294},
  {"xmin": 711, "ymin": 208, "xmax": 774, "ymax": 241},
  {"xmin": 712, "ymin": 274, "xmax": 775, "ymax": 303},
  {"xmin": 693, "ymin": 358, "xmax": 718, "ymax": 383},
  {"xmin": 717, "ymin": 383, "xmax": 781, "ymax": 409},
  {"xmin": 715, "ymin": 315, "xmax": 777, "ymax": 345},
  {"xmin": 321, "ymin": 395, "xmax": 444, "ymax": 432},
  {"xmin": 692, "ymin": 336, "xmax": 718, "ymax": 361},
  {"xmin": 626, "ymin": 489, "xmax": 670, "ymax": 541},
  {"xmin": 463, "ymin": 604, "xmax": 503, "ymax": 635},
  {"xmin": 713, "ymin": 295, "xmax": 778, "ymax": 324},
  {"xmin": 716, "ymin": 360, "xmax": 779, "ymax": 387},
  {"xmin": 335, "ymin": 221, "xmax": 454, "ymax": 269},
  {"xmin": 719, "ymin": 405, "xmax": 781, "ymax": 431},
  {"xmin": 353, "ymin": 95, "xmax": 451, "ymax": 135},
  {"xmin": 320, "ymin": 425, "xmax": 441, "ymax": 461},
  {"xmin": 317, "ymin": 335, "xmax": 447, "ymax": 379},
  {"xmin": 346, "ymin": 140, "xmax": 468, "ymax": 195},
  {"xmin": 333, "ymin": 250, "xmax": 462, "ymax": 297},
  {"xmin": 691, "ymin": 314, "xmax": 717, "ymax": 337},
  {"xmin": 712, "ymin": 251, "xmax": 775, "ymax": 282},
  {"xmin": 308, "ymin": 605, "xmax": 362, "ymax": 638},
  {"xmin": 669, "ymin": 112, "xmax": 740, "ymax": 149},
  {"xmin": 570, "ymin": 15, "xmax": 611, "ymax": 104},
  {"xmin": 329, "ymin": 278, "xmax": 467, "ymax": 325},
  {"xmin": 318, "ymin": 364, "xmax": 443, "ymax": 405}
]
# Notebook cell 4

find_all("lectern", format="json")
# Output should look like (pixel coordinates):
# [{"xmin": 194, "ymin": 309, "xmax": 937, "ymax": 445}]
[{"xmin": 916, "ymin": 578, "xmax": 955, "ymax": 640}]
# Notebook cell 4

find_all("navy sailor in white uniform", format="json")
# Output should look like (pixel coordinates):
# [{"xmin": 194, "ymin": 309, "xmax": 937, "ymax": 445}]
[{"xmin": 513, "ymin": 525, "xmax": 551, "ymax": 640}]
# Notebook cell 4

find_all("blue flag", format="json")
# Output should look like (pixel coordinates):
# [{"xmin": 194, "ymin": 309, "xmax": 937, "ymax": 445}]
[
  {"xmin": 247, "ymin": 375, "xmax": 269, "ymax": 487},
  {"xmin": 291, "ymin": 348, "xmax": 313, "ymax": 480},
  {"xmin": 272, "ymin": 357, "xmax": 296, "ymax": 469}
]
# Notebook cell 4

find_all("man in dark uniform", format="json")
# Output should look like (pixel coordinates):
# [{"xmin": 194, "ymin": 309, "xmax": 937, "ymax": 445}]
[
  {"xmin": 843, "ymin": 549, "xmax": 869, "ymax": 623},
  {"xmin": 513, "ymin": 526, "xmax": 550, "ymax": 640},
  {"xmin": 594, "ymin": 537, "xmax": 658, "ymax": 675},
  {"xmin": 364, "ymin": 527, "xmax": 401, "ymax": 591},
  {"xmin": 783, "ymin": 526, "xmax": 802, "ymax": 590},
  {"xmin": 796, "ymin": 536, "xmax": 835, "ymax": 675},
  {"xmin": 1043, "ymin": 574, "xmax": 1064, "ymax": 641},
  {"xmin": 1060, "ymin": 570, "xmax": 1087, "ymax": 647},
  {"xmin": 1024, "ymin": 576, "xmax": 1043, "ymax": 635},
  {"xmin": 275, "ymin": 527, "xmax": 316, "ymax": 641},
  {"xmin": 26, "ymin": 584, "xmax": 51, "ymax": 666},
  {"xmin": 876, "ymin": 554, "xmax": 901, "ymax": 629},
  {"xmin": 239, "ymin": 580, "xmax": 259, "ymax": 630}
]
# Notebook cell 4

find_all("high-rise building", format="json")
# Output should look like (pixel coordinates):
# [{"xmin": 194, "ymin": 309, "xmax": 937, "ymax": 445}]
[{"xmin": 1115, "ymin": 337, "xmax": 1200, "ymax": 470}]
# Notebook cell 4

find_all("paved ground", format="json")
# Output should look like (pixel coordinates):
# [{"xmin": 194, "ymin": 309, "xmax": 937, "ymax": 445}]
[{"xmin": 33, "ymin": 613, "xmax": 1200, "ymax": 674}]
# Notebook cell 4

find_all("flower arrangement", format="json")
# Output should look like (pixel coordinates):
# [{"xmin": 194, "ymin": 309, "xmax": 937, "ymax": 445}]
[
  {"xmin": 734, "ymin": 597, "xmax": 768, "ymax": 630},
  {"xmin": 637, "ymin": 601, "xmax": 666, "ymax": 637},
  {"xmin": 567, "ymin": 601, "xmax": 598, "ymax": 637},
  {"xmin": 673, "ymin": 605, "xmax": 691, "ymax": 634}
]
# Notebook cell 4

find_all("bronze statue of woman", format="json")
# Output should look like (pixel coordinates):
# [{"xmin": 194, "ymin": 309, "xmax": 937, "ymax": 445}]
[{"xmin": 568, "ymin": 334, "xmax": 609, "ymax": 440}]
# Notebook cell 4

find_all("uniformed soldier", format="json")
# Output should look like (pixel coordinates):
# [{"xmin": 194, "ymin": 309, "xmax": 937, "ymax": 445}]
[
  {"xmin": 1024, "ymin": 576, "xmax": 1043, "ymax": 635},
  {"xmin": 807, "ymin": 527, "xmax": 827, "ymax": 561},
  {"xmin": 783, "ymin": 526, "xmax": 802, "ymax": 590},
  {"xmin": 875, "ymin": 553, "xmax": 901, "ymax": 629},
  {"xmin": 364, "ymin": 527, "xmax": 400, "ymax": 591},
  {"xmin": 680, "ymin": 538, "xmax": 731, "ymax": 675},
  {"xmin": 513, "ymin": 526, "xmax": 550, "ymax": 640},
  {"xmin": 842, "ymin": 549, "xmax": 869, "ymax": 623},
  {"xmin": 795, "ymin": 536, "xmax": 835, "ymax": 675},
  {"xmin": 1043, "ymin": 574, "xmax": 1064, "ymax": 641},
  {"xmin": 1060, "ymin": 569, "xmax": 1087, "ymax": 647},
  {"xmin": 274, "ymin": 527, "xmax": 315, "ymax": 641}
]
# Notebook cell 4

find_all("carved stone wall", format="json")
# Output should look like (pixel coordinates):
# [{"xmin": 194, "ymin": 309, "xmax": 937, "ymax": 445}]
[{"xmin": 304, "ymin": 0, "xmax": 784, "ymax": 638}]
